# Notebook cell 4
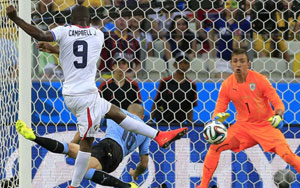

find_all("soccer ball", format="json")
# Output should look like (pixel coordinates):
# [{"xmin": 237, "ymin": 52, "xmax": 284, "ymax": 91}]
[
  {"xmin": 203, "ymin": 121, "xmax": 227, "ymax": 145},
  {"xmin": 273, "ymin": 169, "xmax": 295, "ymax": 188}
]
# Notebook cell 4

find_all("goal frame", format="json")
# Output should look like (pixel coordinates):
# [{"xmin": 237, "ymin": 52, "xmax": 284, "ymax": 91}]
[{"xmin": 18, "ymin": 0, "xmax": 32, "ymax": 187}]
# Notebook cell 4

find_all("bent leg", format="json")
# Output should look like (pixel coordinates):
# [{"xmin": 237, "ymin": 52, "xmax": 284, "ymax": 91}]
[
  {"xmin": 199, "ymin": 136, "xmax": 240, "ymax": 188},
  {"xmin": 106, "ymin": 104, "xmax": 158, "ymax": 138},
  {"xmin": 85, "ymin": 169, "xmax": 131, "ymax": 188},
  {"xmin": 87, "ymin": 157, "xmax": 103, "ymax": 170},
  {"xmin": 275, "ymin": 144, "xmax": 300, "ymax": 173}
]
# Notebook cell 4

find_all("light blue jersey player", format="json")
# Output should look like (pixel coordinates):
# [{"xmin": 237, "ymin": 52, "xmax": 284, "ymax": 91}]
[
  {"xmin": 104, "ymin": 109, "xmax": 150, "ymax": 160},
  {"xmin": 16, "ymin": 104, "xmax": 149, "ymax": 188},
  {"xmin": 91, "ymin": 106, "xmax": 151, "ymax": 173}
]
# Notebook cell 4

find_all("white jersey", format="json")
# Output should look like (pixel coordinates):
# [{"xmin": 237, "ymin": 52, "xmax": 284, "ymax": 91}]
[{"xmin": 50, "ymin": 25, "xmax": 104, "ymax": 95}]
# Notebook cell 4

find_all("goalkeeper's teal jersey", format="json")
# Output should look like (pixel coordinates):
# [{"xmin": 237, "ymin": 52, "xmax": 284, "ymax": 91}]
[{"xmin": 103, "ymin": 110, "xmax": 151, "ymax": 159}]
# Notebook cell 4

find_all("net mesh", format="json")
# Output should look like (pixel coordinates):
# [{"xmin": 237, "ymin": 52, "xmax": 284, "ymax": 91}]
[
  {"xmin": 0, "ymin": 0, "xmax": 19, "ymax": 187},
  {"xmin": 1, "ymin": 0, "xmax": 300, "ymax": 187}
]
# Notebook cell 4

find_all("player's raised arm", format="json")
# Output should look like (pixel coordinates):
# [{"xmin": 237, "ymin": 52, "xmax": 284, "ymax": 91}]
[{"xmin": 6, "ymin": 5, "xmax": 54, "ymax": 42}]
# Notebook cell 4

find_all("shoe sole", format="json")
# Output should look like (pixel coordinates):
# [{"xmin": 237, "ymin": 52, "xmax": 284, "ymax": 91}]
[{"xmin": 162, "ymin": 128, "xmax": 188, "ymax": 148}]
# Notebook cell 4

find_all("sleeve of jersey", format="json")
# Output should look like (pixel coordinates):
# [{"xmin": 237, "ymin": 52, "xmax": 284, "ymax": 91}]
[
  {"xmin": 212, "ymin": 82, "xmax": 231, "ymax": 119},
  {"xmin": 50, "ymin": 26, "xmax": 66, "ymax": 42},
  {"xmin": 98, "ymin": 30, "xmax": 105, "ymax": 48},
  {"xmin": 261, "ymin": 76, "xmax": 285, "ymax": 112},
  {"xmin": 138, "ymin": 138, "xmax": 151, "ymax": 156}
]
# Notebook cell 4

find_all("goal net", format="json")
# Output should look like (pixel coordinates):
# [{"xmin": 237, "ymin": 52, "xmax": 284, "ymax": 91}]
[
  {"xmin": 2, "ymin": 0, "xmax": 300, "ymax": 187},
  {"xmin": 0, "ymin": 0, "xmax": 19, "ymax": 187}
]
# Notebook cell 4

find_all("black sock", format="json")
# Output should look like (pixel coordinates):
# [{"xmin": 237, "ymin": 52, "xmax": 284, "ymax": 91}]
[
  {"xmin": 87, "ymin": 169, "xmax": 130, "ymax": 188},
  {"xmin": 34, "ymin": 136, "xmax": 66, "ymax": 154}
]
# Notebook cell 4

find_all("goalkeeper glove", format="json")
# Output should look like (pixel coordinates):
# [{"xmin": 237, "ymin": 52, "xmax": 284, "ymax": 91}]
[
  {"xmin": 214, "ymin": 112, "xmax": 230, "ymax": 122},
  {"xmin": 268, "ymin": 114, "xmax": 284, "ymax": 129}
]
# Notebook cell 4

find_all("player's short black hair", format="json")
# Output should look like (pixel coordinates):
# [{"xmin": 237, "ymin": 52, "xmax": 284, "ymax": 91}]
[
  {"xmin": 71, "ymin": 5, "xmax": 90, "ymax": 24},
  {"xmin": 231, "ymin": 48, "xmax": 249, "ymax": 62}
]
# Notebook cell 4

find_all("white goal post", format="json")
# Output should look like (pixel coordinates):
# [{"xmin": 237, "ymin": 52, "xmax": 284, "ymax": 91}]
[{"xmin": 18, "ymin": 0, "xmax": 32, "ymax": 187}]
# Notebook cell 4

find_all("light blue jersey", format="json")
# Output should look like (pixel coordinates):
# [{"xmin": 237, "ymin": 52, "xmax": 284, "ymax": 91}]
[{"xmin": 103, "ymin": 110, "xmax": 151, "ymax": 159}]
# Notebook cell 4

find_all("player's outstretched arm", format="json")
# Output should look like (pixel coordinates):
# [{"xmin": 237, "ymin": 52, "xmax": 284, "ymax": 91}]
[
  {"xmin": 6, "ymin": 5, "xmax": 54, "ymax": 42},
  {"xmin": 129, "ymin": 154, "xmax": 149, "ymax": 180}
]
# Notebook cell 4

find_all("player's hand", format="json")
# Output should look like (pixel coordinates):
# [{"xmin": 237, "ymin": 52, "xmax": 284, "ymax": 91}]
[
  {"xmin": 268, "ymin": 115, "xmax": 284, "ymax": 129},
  {"xmin": 6, "ymin": 5, "xmax": 18, "ymax": 20},
  {"xmin": 37, "ymin": 42, "xmax": 59, "ymax": 54},
  {"xmin": 37, "ymin": 42, "xmax": 53, "ymax": 53},
  {"xmin": 214, "ymin": 112, "xmax": 230, "ymax": 122},
  {"xmin": 129, "ymin": 168, "xmax": 138, "ymax": 180}
]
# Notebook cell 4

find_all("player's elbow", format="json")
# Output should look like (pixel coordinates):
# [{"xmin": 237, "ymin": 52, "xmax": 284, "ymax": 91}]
[{"xmin": 35, "ymin": 32, "xmax": 52, "ymax": 42}]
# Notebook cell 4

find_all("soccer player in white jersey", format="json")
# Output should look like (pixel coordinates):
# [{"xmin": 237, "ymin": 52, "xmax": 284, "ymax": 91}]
[
  {"xmin": 7, "ymin": 5, "xmax": 188, "ymax": 188},
  {"xmin": 16, "ymin": 104, "xmax": 151, "ymax": 188}
]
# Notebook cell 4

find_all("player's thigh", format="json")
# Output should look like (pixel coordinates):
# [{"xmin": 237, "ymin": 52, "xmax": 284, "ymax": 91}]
[
  {"xmin": 105, "ymin": 104, "xmax": 127, "ymax": 124},
  {"xmin": 64, "ymin": 94, "xmax": 110, "ymax": 137},
  {"xmin": 251, "ymin": 125, "xmax": 288, "ymax": 152},
  {"xmin": 224, "ymin": 123, "xmax": 257, "ymax": 152},
  {"xmin": 68, "ymin": 143, "xmax": 80, "ymax": 158},
  {"xmin": 88, "ymin": 156, "xmax": 103, "ymax": 170},
  {"xmin": 91, "ymin": 138, "xmax": 123, "ymax": 173}
]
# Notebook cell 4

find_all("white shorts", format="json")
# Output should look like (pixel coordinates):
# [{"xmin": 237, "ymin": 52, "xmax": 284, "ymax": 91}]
[
  {"xmin": 215, "ymin": 58, "xmax": 233, "ymax": 73},
  {"xmin": 64, "ymin": 93, "xmax": 111, "ymax": 138}
]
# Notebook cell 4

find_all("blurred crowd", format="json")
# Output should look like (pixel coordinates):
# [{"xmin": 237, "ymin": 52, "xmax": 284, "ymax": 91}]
[{"xmin": 2, "ymin": 0, "xmax": 300, "ymax": 80}]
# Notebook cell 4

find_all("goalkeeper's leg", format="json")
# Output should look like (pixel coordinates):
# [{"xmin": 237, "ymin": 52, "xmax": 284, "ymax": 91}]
[
  {"xmin": 275, "ymin": 144, "xmax": 300, "ymax": 173},
  {"xmin": 198, "ymin": 137, "xmax": 240, "ymax": 188}
]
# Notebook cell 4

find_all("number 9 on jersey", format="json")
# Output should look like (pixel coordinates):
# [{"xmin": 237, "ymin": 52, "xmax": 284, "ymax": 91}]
[{"xmin": 203, "ymin": 121, "xmax": 227, "ymax": 145}]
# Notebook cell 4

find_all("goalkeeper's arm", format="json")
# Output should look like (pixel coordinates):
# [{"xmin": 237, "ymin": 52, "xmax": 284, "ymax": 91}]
[{"xmin": 274, "ymin": 109, "xmax": 284, "ymax": 118}]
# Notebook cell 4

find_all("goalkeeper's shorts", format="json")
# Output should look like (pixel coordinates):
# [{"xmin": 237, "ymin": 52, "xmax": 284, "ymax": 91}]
[{"xmin": 227, "ymin": 122, "xmax": 288, "ymax": 153}]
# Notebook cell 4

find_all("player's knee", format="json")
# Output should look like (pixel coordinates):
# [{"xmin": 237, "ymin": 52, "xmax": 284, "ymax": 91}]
[
  {"xmin": 277, "ymin": 146, "xmax": 296, "ymax": 165},
  {"xmin": 210, "ymin": 144, "xmax": 227, "ymax": 153},
  {"xmin": 106, "ymin": 104, "xmax": 126, "ymax": 124},
  {"xmin": 210, "ymin": 137, "xmax": 239, "ymax": 153}
]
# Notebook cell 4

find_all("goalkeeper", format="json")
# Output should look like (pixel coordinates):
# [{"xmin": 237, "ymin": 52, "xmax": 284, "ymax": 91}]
[
  {"xmin": 17, "ymin": 104, "xmax": 150, "ymax": 188},
  {"xmin": 197, "ymin": 48, "xmax": 300, "ymax": 188}
]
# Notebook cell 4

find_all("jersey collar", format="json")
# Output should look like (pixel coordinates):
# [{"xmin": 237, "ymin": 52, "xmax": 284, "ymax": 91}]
[{"xmin": 73, "ymin": 25, "xmax": 90, "ymax": 29}]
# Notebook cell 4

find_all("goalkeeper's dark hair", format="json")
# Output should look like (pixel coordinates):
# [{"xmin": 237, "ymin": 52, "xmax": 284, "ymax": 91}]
[{"xmin": 231, "ymin": 48, "xmax": 249, "ymax": 62}]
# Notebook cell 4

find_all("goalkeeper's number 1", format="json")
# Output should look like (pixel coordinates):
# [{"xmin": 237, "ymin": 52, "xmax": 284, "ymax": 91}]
[{"xmin": 245, "ymin": 102, "xmax": 250, "ymax": 113}]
